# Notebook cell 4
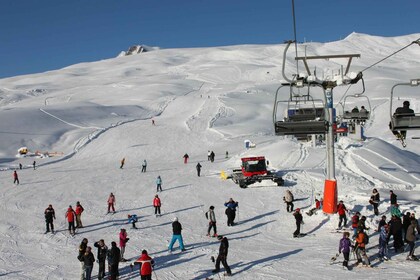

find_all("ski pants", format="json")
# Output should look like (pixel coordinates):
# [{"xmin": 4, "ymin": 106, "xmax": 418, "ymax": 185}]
[
  {"xmin": 142, "ymin": 166, "xmax": 146, "ymax": 172},
  {"xmin": 226, "ymin": 210, "xmax": 236, "ymax": 226},
  {"xmin": 355, "ymin": 247, "xmax": 370, "ymax": 265},
  {"xmin": 154, "ymin": 206, "xmax": 161, "ymax": 215},
  {"xmin": 208, "ymin": 221, "xmax": 217, "ymax": 235},
  {"xmin": 197, "ymin": 169, "xmax": 201, "ymax": 176},
  {"xmin": 372, "ymin": 202, "xmax": 379, "ymax": 216},
  {"xmin": 378, "ymin": 239, "xmax": 388, "ymax": 258},
  {"xmin": 286, "ymin": 201, "xmax": 294, "ymax": 212},
  {"xmin": 169, "ymin": 234, "xmax": 184, "ymax": 251},
  {"xmin": 109, "ymin": 263, "xmax": 119, "ymax": 280},
  {"xmin": 14, "ymin": 178, "xmax": 19, "ymax": 184},
  {"xmin": 108, "ymin": 203, "xmax": 115, "ymax": 213},
  {"xmin": 46, "ymin": 220, "xmax": 54, "ymax": 232},
  {"xmin": 342, "ymin": 252, "xmax": 349, "ymax": 267},
  {"xmin": 68, "ymin": 221, "xmax": 75, "ymax": 233},
  {"xmin": 215, "ymin": 255, "xmax": 231, "ymax": 275},
  {"xmin": 294, "ymin": 222, "xmax": 301, "ymax": 236},
  {"xmin": 338, "ymin": 214, "xmax": 347, "ymax": 228},
  {"xmin": 98, "ymin": 260, "xmax": 105, "ymax": 280},
  {"xmin": 76, "ymin": 214, "xmax": 83, "ymax": 228},
  {"xmin": 141, "ymin": 275, "xmax": 152, "ymax": 280},
  {"xmin": 157, "ymin": 184, "xmax": 162, "ymax": 192}
]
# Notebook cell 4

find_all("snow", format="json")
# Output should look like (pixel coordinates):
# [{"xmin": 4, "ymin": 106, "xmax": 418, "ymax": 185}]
[{"xmin": 1, "ymin": 33, "xmax": 420, "ymax": 279}]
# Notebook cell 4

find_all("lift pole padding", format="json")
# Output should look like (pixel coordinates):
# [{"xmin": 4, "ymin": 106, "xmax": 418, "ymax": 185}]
[{"xmin": 323, "ymin": 179, "xmax": 337, "ymax": 214}]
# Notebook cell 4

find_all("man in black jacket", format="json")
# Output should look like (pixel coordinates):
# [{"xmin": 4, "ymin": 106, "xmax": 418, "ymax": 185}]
[
  {"xmin": 212, "ymin": 236, "xmax": 232, "ymax": 276},
  {"xmin": 94, "ymin": 239, "xmax": 108, "ymax": 280},
  {"xmin": 168, "ymin": 217, "xmax": 185, "ymax": 252},
  {"xmin": 107, "ymin": 241, "xmax": 121, "ymax": 280},
  {"xmin": 293, "ymin": 208, "xmax": 303, "ymax": 237},
  {"xmin": 44, "ymin": 204, "xmax": 56, "ymax": 233}
]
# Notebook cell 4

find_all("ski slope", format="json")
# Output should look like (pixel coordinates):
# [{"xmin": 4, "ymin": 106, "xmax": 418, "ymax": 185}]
[{"xmin": 1, "ymin": 33, "xmax": 420, "ymax": 279}]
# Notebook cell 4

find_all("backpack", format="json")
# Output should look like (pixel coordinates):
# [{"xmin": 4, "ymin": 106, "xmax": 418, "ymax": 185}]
[{"xmin": 363, "ymin": 233, "xmax": 369, "ymax": 245}]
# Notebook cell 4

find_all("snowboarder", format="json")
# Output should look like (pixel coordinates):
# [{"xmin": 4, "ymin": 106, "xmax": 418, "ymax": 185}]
[
  {"xmin": 283, "ymin": 190, "xmax": 294, "ymax": 212},
  {"xmin": 378, "ymin": 224, "xmax": 389, "ymax": 261},
  {"xmin": 75, "ymin": 201, "xmax": 84, "ymax": 228},
  {"xmin": 369, "ymin": 188, "xmax": 380, "ymax": 216},
  {"xmin": 107, "ymin": 241, "xmax": 121, "ymax": 280},
  {"xmin": 156, "ymin": 175, "xmax": 162, "ymax": 192},
  {"xmin": 141, "ymin": 159, "xmax": 147, "ymax": 172},
  {"xmin": 168, "ymin": 217, "xmax": 185, "ymax": 252},
  {"xmin": 13, "ymin": 170, "xmax": 19, "ymax": 185},
  {"xmin": 406, "ymin": 220, "xmax": 418, "ymax": 260},
  {"xmin": 65, "ymin": 205, "xmax": 76, "ymax": 235},
  {"xmin": 77, "ymin": 238, "xmax": 88, "ymax": 279},
  {"xmin": 351, "ymin": 212, "xmax": 361, "ymax": 239},
  {"xmin": 93, "ymin": 239, "xmax": 107, "ymax": 280},
  {"xmin": 338, "ymin": 232, "xmax": 351, "ymax": 268},
  {"xmin": 120, "ymin": 157, "xmax": 125, "ymax": 169},
  {"xmin": 80, "ymin": 246, "xmax": 95, "ymax": 280},
  {"xmin": 133, "ymin": 249, "xmax": 155, "ymax": 280},
  {"xmin": 293, "ymin": 208, "xmax": 304, "ymax": 237},
  {"xmin": 107, "ymin": 193, "xmax": 116, "ymax": 213},
  {"xmin": 44, "ymin": 204, "xmax": 56, "ymax": 233},
  {"xmin": 119, "ymin": 228, "xmax": 129, "ymax": 262},
  {"xmin": 390, "ymin": 100, "xmax": 414, "ymax": 141},
  {"xmin": 306, "ymin": 199, "xmax": 321, "ymax": 216},
  {"xmin": 354, "ymin": 229, "xmax": 371, "ymax": 267},
  {"xmin": 33, "ymin": 160, "xmax": 36, "ymax": 170},
  {"xmin": 224, "ymin": 198, "xmax": 238, "ymax": 226},
  {"xmin": 153, "ymin": 195, "xmax": 161, "ymax": 217},
  {"xmin": 212, "ymin": 236, "xmax": 232, "ymax": 276},
  {"xmin": 210, "ymin": 151, "xmax": 215, "ymax": 162},
  {"xmin": 337, "ymin": 200, "xmax": 348, "ymax": 229},
  {"xmin": 206, "ymin": 206, "xmax": 218, "ymax": 237},
  {"xmin": 196, "ymin": 162, "xmax": 202, "ymax": 177},
  {"xmin": 128, "ymin": 214, "xmax": 138, "ymax": 229},
  {"xmin": 183, "ymin": 153, "xmax": 189, "ymax": 164},
  {"xmin": 390, "ymin": 190, "xmax": 397, "ymax": 206}
]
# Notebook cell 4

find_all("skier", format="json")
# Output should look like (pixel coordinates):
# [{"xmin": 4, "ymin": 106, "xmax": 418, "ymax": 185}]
[
  {"xmin": 107, "ymin": 241, "xmax": 121, "ymax": 280},
  {"xmin": 351, "ymin": 212, "xmax": 361, "ymax": 239},
  {"xmin": 168, "ymin": 217, "xmax": 185, "ymax": 252},
  {"xmin": 107, "ymin": 193, "xmax": 116, "ymax": 213},
  {"xmin": 224, "ymin": 198, "xmax": 239, "ymax": 226},
  {"xmin": 77, "ymin": 238, "xmax": 88, "ymax": 280},
  {"xmin": 378, "ymin": 224, "xmax": 389, "ymax": 261},
  {"xmin": 338, "ymin": 232, "xmax": 351, "ymax": 268},
  {"xmin": 306, "ymin": 199, "xmax": 321, "ymax": 216},
  {"xmin": 153, "ymin": 195, "xmax": 161, "ymax": 217},
  {"xmin": 390, "ymin": 100, "xmax": 414, "ymax": 140},
  {"xmin": 93, "ymin": 239, "xmax": 107, "ymax": 280},
  {"xmin": 13, "ymin": 170, "xmax": 19, "ymax": 185},
  {"xmin": 44, "ymin": 204, "xmax": 56, "ymax": 233},
  {"xmin": 293, "ymin": 208, "xmax": 304, "ymax": 237},
  {"xmin": 210, "ymin": 151, "xmax": 215, "ymax": 162},
  {"xmin": 406, "ymin": 219, "xmax": 419, "ymax": 260},
  {"xmin": 337, "ymin": 200, "xmax": 348, "ymax": 229},
  {"xmin": 133, "ymin": 249, "xmax": 155, "ymax": 280},
  {"xmin": 119, "ymin": 228, "xmax": 129, "ymax": 262},
  {"xmin": 120, "ymin": 157, "xmax": 125, "ymax": 169},
  {"xmin": 196, "ymin": 162, "xmax": 202, "ymax": 177},
  {"xmin": 390, "ymin": 190, "xmax": 397, "ymax": 206},
  {"xmin": 75, "ymin": 201, "xmax": 84, "ymax": 228},
  {"xmin": 354, "ymin": 229, "xmax": 371, "ymax": 267},
  {"xmin": 156, "ymin": 175, "xmax": 162, "ymax": 192},
  {"xmin": 207, "ymin": 150, "xmax": 211, "ymax": 161},
  {"xmin": 141, "ymin": 159, "xmax": 147, "ymax": 172},
  {"xmin": 206, "ymin": 206, "xmax": 218, "ymax": 237},
  {"xmin": 33, "ymin": 160, "xmax": 36, "ymax": 170},
  {"xmin": 212, "ymin": 236, "xmax": 232, "ymax": 276},
  {"xmin": 128, "ymin": 214, "xmax": 138, "ymax": 229},
  {"xmin": 183, "ymin": 153, "xmax": 189, "ymax": 164},
  {"xmin": 65, "ymin": 205, "xmax": 76, "ymax": 235},
  {"xmin": 80, "ymin": 246, "xmax": 95, "ymax": 280},
  {"xmin": 283, "ymin": 190, "xmax": 294, "ymax": 212},
  {"xmin": 369, "ymin": 188, "xmax": 380, "ymax": 216}
]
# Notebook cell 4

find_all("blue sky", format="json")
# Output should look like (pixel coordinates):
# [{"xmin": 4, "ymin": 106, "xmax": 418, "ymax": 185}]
[{"xmin": 1, "ymin": 0, "xmax": 419, "ymax": 78}]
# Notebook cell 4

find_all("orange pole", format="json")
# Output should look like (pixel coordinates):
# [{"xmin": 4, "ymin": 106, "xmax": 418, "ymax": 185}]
[{"xmin": 323, "ymin": 179, "xmax": 337, "ymax": 214}]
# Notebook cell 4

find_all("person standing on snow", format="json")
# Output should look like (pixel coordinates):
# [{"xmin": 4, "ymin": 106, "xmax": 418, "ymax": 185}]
[
  {"xmin": 133, "ymin": 249, "xmax": 155, "ymax": 280},
  {"xmin": 13, "ymin": 170, "xmax": 19, "ymax": 185},
  {"xmin": 119, "ymin": 228, "xmax": 129, "ymax": 262},
  {"xmin": 283, "ymin": 190, "xmax": 294, "ymax": 212},
  {"xmin": 206, "ymin": 206, "xmax": 218, "ymax": 237},
  {"xmin": 168, "ymin": 217, "xmax": 185, "ymax": 252},
  {"xmin": 93, "ymin": 239, "xmax": 107, "ymax": 280},
  {"xmin": 224, "ymin": 198, "xmax": 238, "ymax": 226},
  {"xmin": 212, "ymin": 236, "xmax": 232, "ymax": 276},
  {"xmin": 369, "ymin": 188, "xmax": 380, "ymax": 216},
  {"xmin": 390, "ymin": 190, "xmax": 397, "ymax": 206},
  {"xmin": 210, "ymin": 151, "xmax": 215, "ymax": 162},
  {"xmin": 107, "ymin": 241, "xmax": 121, "ymax": 280},
  {"xmin": 338, "ymin": 232, "xmax": 351, "ymax": 268},
  {"xmin": 141, "ymin": 159, "xmax": 147, "ymax": 172},
  {"xmin": 351, "ymin": 212, "xmax": 361, "ymax": 239},
  {"xmin": 337, "ymin": 200, "xmax": 348, "ymax": 229},
  {"xmin": 354, "ymin": 229, "xmax": 371, "ymax": 267},
  {"xmin": 75, "ymin": 201, "xmax": 84, "ymax": 228},
  {"xmin": 80, "ymin": 246, "xmax": 95, "ymax": 280},
  {"xmin": 156, "ymin": 175, "xmax": 162, "ymax": 192},
  {"xmin": 66, "ymin": 205, "xmax": 76, "ymax": 235},
  {"xmin": 207, "ymin": 150, "xmax": 211, "ymax": 161},
  {"xmin": 128, "ymin": 214, "xmax": 138, "ymax": 229},
  {"xmin": 120, "ymin": 157, "xmax": 125, "ymax": 169},
  {"xmin": 196, "ymin": 162, "xmax": 202, "ymax": 177},
  {"xmin": 293, "ymin": 208, "xmax": 304, "ymax": 237},
  {"xmin": 153, "ymin": 195, "xmax": 161, "ymax": 217},
  {"xmin": 77, "ymin": 238, "xmax": 88, "ymax": 280},
  {"xmin": 183, "ymin": 153, "xmax": 189, "ymax": 164},
  {"xmin": 406, "ymin": 220, "xmax": 419, "ymax": 260},
  {"xmin": 108, "ymin": 193, "xmax": 116, "ymax": 213},
  {"xmin": 378, "ymin": 224, "xmax": 389, "ymax": 261},
  {"xmin": 33, "ymin": 160, "xmax": 36, "ymax": 170},
  {"xmin": 44, "ymin": 204, "xmax": 56, "ymax": 234}
]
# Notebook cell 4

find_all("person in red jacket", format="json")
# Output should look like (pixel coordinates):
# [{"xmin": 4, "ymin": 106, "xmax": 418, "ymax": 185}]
[
  {"xmin": 13, "ymin": 170, "xmax": 19, "ymax": 185},
  {"xmin": 119, "ymin": 228, "xmax": 129, "ymax": 262},
  {"xmin": 65, "ymin": 205, "xmax": 76, "ymax": 235},
  {"xmin": 351, "ymin": 212, "xmax": 361, "ymax": 238},
  {"xmin": 75, "ymin": 201, "xmax": 84, "ymax": 228},
  {"xmin": 337, "ymin": 200, "xmax": 348, "ymax": 230},
  {"xmin": 153, "ymin": 195, "xmax": 161, "ymax": 217},
  {"xmin": 133, "ymin": 249, "xmax": 155, "ymax": 280}
]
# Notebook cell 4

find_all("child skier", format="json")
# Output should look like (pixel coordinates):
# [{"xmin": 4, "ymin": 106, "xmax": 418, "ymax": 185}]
[{"xmin": 128, "ymin": 214, "xmax": 138, "ymax": 229}]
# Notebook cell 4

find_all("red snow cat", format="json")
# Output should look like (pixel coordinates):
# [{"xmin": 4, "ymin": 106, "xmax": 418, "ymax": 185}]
[{"xmin": 227, "ymin": 156, "xmax": 284, "ymax": 188}]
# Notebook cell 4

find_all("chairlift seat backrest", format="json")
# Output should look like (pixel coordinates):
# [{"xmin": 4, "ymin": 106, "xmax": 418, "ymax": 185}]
[
  {"xmin": 391, "ymin": 114, "xmax": 420, "ymax": 130},
  {"xmin": 275, "ymin": 120, "xmax": 328, "ymax": 136},
  {"xmin": 343, "ymin": 111, "xmax": 370, "ymax": 120}
]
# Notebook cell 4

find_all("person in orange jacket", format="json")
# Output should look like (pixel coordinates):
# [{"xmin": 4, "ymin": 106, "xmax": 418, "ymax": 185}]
[
  {"xmin": 75, "ymin": 201, "xmax": 84, "ymax": 228},
  {"xmin": 354, "ymin": 229, "xmax": 370, "ymax": 267},
  {"xmin": 153, "ymin": 195, "xmax": 161, "ymax": 217},
  {"xmin": 132, "ymin": 250, "xmax": 155, "ymax": 280},
  {"xmin": 65, "ymin": 205, "xmax": 76, "ymax": 235}
]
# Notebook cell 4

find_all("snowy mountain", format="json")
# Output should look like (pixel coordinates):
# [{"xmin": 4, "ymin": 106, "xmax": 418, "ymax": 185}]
[{"xmin": 1, "ymin": 33, "xmax": 420, "ymax": 279}]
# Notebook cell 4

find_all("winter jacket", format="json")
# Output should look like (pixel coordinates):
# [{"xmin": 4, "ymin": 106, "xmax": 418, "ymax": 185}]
[
  {"xmin": 134, "ymin": 253, "xmax": 155, "ymax": 276},
  {"xmin": 406, "ymin": 222, "xmax": 417, "ymax": 242},
  {"xmin": 81, "ymin": 252, "xmax": 95, "ymax": 267},
  {"xmin": 224, "ymin": 201, "xmax": 238, "ymax": 211},
  {"xmin": 219, "ymin": 237, "xmax": 229, "ymax": 258},
  {"xmin": 142, "ymin": 160, "xmax": 147, "ymax": 167},
  {"xmin": 196, "ymin": 163, "xmax": 202, "ymax": 170},
  {"xmin": 119, "ymin": 231, "xmax": 128, "ymax": 248},
  {"xmin": 370, "ymin": 191, "xmax": 380, "ymax": 204},
  {"xmin": 337, "ymin": 203, "xmax": 347, "ymax": 216},
  {"xmin": 153, "ymin": 197, "xmax": 161, "ymax": 207},
  {"xmin": 339, "ymin": 237, "xmax": 351, "ymax": 253},
  {"xmin": 389, "ymin": 217, "xmax": 402, "ymax": 235},
  {"xmin": 66, "ymin": 208, "xmax": 76, "ymax": 222},
  {"xmin": 172, "ymin": 221, "xmax": 182, "ymax": 235},
  {"xmin": 93, "ymin": 242, "xmax": 108, "ymax": 262},
  {"xmin": 128, "ymin": 215, "xmax": 138, "ymax": 223},
  {"xmin": 108, "ymin": 195, "xmax": 115, "ymax": 204},
  {"xmin": 351, "ymin": 215, "xmax": 360, "ymax": 229},
  {"xmin": 390, "ymin": 206, "xmax": 402, "ymax": 218},
  {"xmin": 207, "ymin": 209, "xmax": 216, "ymax": 223},
  {"xmin": 284, "ymin": 191, "xmax": 294, "ymax": 203},
  {"xmin": 394, "ymin": 105, "xmax": 414, "ymax": 117},
  {"xmin": 13, "ymin": 171, "xmax": 18, "ymax": 179},
  {"xmin": 379, "ymin": 226, "xmax": 388, "ymax": 242},
  {"xmin": 107, "ymin": 244, "xmax": 121, "ymax": 265},
  {"xmin": 75, "ymin": 204, "xmax": 84, "ymax": 215},
  {"xmin": 156, "ymin": 177, "xmax": 162, "ymax": 185},
  {"xmin": 390, "ymin": 193, "xmax": 397, "ymax": 205},
  {"xmin": 378, "ymin": 219, "xmax": 387, "ymax": 232},
  {"xmin": 357, "ymin": 219, "xmax": 367, "ymax": 231},
  {"xmin": 44, "ymin": 207, "xmax": 55, "ymax": 222},
  {"xmin": 403, "ymin": 214, "xmax": 411, "ymax": 231},
  {"xmin": 294, "ymin": 212, "xmax": 303, "ymax": 224},
  {"xmin": 78, "ymin": 241, "xmax": 88, "ymax": 260},
  {"xmin": 355, "ymin": 232, "xmax": 366, "ymax": 249}
]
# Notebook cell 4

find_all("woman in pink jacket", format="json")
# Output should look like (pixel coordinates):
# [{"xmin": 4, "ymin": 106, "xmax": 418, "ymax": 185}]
[
  {"xmin": 119, "ymin": 228, "xmax": 129, "ymax": 262},
  {"xmin": 107, "ymin": 193, "xmax": 116, "ymax": 213}
]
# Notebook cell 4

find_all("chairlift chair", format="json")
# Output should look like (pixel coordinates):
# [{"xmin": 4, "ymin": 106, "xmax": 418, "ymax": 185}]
[
  {"xmin": 341, "ymin": 94, "xmax": 371, "ymax": 121},
  {"xmin": 390, "ymin": 79, "xmax": 420, "ymax": 131}
]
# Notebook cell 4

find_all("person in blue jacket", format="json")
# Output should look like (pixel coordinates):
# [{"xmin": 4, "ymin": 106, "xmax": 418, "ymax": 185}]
[
  {"xmin": 128, "ymin": 214, "xmax": 138, "ymax": 229},
  {"xmin": 156, "ymin": 175, "xmax": 162, "ymax": 192},
  {"xmin": 224, "ymin": 198, "xmax": 238, "ymax": 226}
]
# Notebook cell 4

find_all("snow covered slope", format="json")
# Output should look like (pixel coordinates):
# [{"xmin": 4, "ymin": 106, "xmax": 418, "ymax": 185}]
[{"xmin": 0, "ymin": 33, "xmax": 420, "ymax": 279}]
